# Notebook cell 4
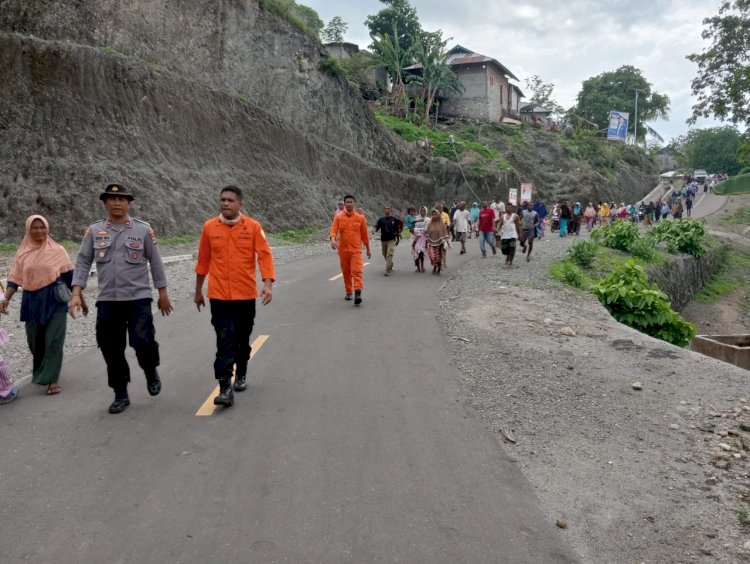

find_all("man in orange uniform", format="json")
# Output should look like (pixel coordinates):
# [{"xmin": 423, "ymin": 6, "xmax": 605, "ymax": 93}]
[
  {"xmin": 194, "ymin": 186, "xmax": 275, "ymax": 407},
  {"xmin": 330, "ymin": 195, "xmax": 371, "ymax": 306}
]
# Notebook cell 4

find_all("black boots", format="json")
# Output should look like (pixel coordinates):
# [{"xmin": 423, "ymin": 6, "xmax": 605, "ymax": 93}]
[
  {"xmin": 145, "ymin": 369, "xmax": 161, "ymax": 396},
  {"xmin": 233, "ymin": 374, "xmax": 247, "ymax": 392},
  {"xmin": 354, "ymin": 289, "xmax": 362, "ymax": 306},
  {"xmin": 214, "ymin": 378, "xmax": 234, "ymax": 407},
  {"xmin": 109, "ymin": 394, "xmax": 130, "ymax": 414}
]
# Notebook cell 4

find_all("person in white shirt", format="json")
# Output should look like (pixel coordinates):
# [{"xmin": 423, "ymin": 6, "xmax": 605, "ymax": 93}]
[
  {"xmin": 490, "ymin": 196, "xmax": 505, "ymax": 247},
  {"xmin": 497, "ymin": 203, "xmax": 522, "ymax": 268},
  {"xmin": 452, "ymin": 201, "xmax": 470, "ymax": 254}
]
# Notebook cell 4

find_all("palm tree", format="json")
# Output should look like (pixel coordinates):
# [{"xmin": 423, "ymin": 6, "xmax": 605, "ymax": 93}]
[
  {"xmin": 371, "ymin": 24, "xmax": 413, "ymax": 115},
  {"xmin": 408, "ymin": 31, "xmax": 464, "ymax": 125}
]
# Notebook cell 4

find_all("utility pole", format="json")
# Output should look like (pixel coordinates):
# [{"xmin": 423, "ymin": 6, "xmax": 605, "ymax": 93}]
[{"xmin": 633, "ymin": 88, "xmax": 643, "ymax": 148}]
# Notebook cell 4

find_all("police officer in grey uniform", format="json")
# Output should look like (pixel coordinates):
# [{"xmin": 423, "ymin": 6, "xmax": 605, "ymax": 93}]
[{"xmin": 69, "ymin": 183, "xmax": 173, "ymax": 414}]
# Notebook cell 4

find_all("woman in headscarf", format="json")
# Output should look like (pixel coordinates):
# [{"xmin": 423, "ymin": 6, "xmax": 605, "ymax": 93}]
[
  {"xmin": 583, "ymin": 202, "xmax": 597, "ymax": 231},
  {"xmin": 0, "ymin": 215, "xmax": 87, "ymax": 394},
  {"xmin": 411, "ymin": 206, "xmax": 429, "ymax": 273},
  {"xmin": 533, "ymin": 199, "xmax": 548, "ymax": 239},
  {"xmin": 425, "ymin": 209, "xmax": 451, "ymax": 275}
]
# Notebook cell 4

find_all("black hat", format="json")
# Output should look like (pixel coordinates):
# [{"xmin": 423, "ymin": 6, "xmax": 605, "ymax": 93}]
[{"xmin": 100, "ymin": 183, "xmax": 135, "ymax": 201}]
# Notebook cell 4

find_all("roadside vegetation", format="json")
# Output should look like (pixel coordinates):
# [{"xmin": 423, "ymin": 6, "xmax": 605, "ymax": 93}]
[
  {"xmin": 271, "ymin": 227, "xmax": 321, "ymax": 245},
  {"xmin": 714, "ymin": 174, "xmax": 750, "ymax": 196},
  {"xmin": 376, "ymin": 112, "xmax": 510, "ymax": 167},
  {"xmin": 723, "ymin": 206, "xmax": 750, "ymax": 225},
  {"xmin": 693, "ymin": 247, "xmax": 750, "ymax": 304},
  {"xmin": 550, "ymin": 219, "xmax": 711, "ymax": 347}
]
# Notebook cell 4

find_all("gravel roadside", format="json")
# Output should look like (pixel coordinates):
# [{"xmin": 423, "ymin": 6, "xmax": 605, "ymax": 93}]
[{"xmin": 438, "ymin": 230, "xmax": 750, "ymax": 562}]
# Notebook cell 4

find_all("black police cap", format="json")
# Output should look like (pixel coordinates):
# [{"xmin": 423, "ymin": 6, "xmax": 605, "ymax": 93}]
[{"xmin": 100, "ymin": 183, "xmax": 135, "ymax": 201}]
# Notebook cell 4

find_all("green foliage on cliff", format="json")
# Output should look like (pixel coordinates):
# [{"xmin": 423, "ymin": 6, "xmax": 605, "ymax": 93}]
[
  {"xmin": 259, "ymin": 0, "xmax": 323, "ymax": 42},
  {"xmin": 375, "ymin": 113, "xmax": 510, "ymax": 168}
]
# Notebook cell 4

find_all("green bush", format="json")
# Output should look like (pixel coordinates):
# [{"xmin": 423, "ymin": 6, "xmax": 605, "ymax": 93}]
[
  {"xmin": 566, "ymin": 240, "xmax": 598, "ymax": 267},
  {"xmin": 552, "ymin": 261, "xmax": 585, "ymax": 287},
  {"xmin": 593, "ymin": 260, "xmax": 696, "ymax": 347},
  {"xmin": 591, "ymin": 220, "xmax": 640, "ymax": 252},
  {"xmin": 627, "ymin": 236, "xmax": 656, "ymax": 260},
  {"xmin": 647, "ymin": 219, "xmax": 707, "ymax": 257}
]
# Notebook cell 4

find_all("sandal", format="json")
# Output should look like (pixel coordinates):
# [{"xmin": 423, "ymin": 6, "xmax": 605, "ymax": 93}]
[
  {"xmin": 0, "ymin": 387, "xmax": 18, "ymax": 404},
  {"xmin": 47, "ymin": 383, "xmax": 61, "ymax": 395}
]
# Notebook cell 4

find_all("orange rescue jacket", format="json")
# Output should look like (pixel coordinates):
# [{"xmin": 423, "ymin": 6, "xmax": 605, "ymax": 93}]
[
  {"xmin": 195, "ymin": 215, "xmax": 275, "ymax": 300},
  {"xmin": 329, "ymin": 211, "xmax": 369, "ymax": 253}
]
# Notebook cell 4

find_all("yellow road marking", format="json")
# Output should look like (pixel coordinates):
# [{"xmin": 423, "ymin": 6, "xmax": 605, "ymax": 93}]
[
  {"xmin": 195, "ymin": 335, "xmax": 269, "ymax": 416},
  {"xmin": 329, "ymin": 262, "xmax": 370, "ymax": 281}
]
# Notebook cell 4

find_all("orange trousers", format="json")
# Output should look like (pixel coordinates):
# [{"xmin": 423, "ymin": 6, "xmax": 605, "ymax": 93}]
[{"xmin": 338, "ymin": 250, "xmax": 364, "ymax": 294}]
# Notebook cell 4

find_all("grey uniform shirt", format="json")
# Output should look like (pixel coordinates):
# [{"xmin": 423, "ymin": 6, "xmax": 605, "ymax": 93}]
[{"xmin": 72, "ymin": 217, "xmax": 167, "ymax": 301}]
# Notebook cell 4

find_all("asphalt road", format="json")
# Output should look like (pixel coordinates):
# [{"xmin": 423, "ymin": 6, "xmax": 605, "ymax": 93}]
[{"xmin": 1, "ymin": 236, "xmax": 579, "ymax": 563}]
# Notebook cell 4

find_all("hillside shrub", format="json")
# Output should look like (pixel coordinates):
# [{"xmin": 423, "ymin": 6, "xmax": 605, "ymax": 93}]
[
  {"xmin": 647, "ymin": 219, "xmax": 707, "ymax": 257},
  {"xmin": 566, "ymin": 240, "xmax": 598, "ymax": 267},
  {"xmin": 627, "ymin": 236, "xmax": 657, "ymax": 260},
  {"xmin": 591, "ymin": 220, "xmax": 640, "ymax": 252},
  {"xmin": 593, "ymin": 260, "xmax": 696, "ymax": 347}
]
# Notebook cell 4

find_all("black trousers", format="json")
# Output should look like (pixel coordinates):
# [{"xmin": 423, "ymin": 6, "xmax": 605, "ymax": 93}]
[
  {"xmin": 96, "ymin": 299, "xmax": 159, "ymax": 394},
  {"xmin": 210, "ymin": 299, "xmax": 255, "ymax": 381}
]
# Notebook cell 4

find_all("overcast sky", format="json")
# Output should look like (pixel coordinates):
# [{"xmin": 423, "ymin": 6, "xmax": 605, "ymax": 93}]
[{"xmin": 303, "ymin": 0, "xmax": 725, "ymax": 143}]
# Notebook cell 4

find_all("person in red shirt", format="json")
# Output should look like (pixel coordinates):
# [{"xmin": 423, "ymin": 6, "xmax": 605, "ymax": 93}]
[
  {"xmin": 329, "ymin": 195, "xmax": 371, "ymax": 305},
  {"xmin": 194, "ymin": 186, "xmax": 275, "ymax": 407},
  {"xmin": 477, "ymin": 201, "xmax": 497, "ymax": 258}
]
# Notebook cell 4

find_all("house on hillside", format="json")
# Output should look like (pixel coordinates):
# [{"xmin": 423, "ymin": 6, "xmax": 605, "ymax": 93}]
[
  {"xmin": 404, "ymin": 45, "xmax": 524, "ymax": 123},
  {"xmin": 520, "ymin": 104, "xmax": 553, "ymax": 123}
]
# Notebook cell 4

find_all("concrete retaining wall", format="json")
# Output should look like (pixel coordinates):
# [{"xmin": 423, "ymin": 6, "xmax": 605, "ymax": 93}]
[{"xmin": 647, "ymin": 246, "xmax": 723, "ymax": 312}]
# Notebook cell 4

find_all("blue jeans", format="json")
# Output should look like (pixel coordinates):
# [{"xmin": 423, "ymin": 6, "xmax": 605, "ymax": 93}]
[{"xmin": 479, "ymin": 231, "xmax": 495, "ymax": 256}]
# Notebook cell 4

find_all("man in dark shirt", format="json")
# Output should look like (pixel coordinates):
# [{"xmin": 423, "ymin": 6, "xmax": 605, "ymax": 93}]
[{"xmin": 374, "ymin": 204, "xmax": 401, "ymax": 276}]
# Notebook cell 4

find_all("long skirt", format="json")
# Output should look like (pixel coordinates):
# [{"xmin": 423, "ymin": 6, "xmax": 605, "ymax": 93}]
[
  {"xmin": 25, "ymin": 311, "xmax": 67, "ymax": 385},
  {"xmin": 427, "ymin": 243, "xmax": 446, "ymax": 268},
  {"xmin": 412, "ymin": 233, "xmax": 427, "ymax": 262}
]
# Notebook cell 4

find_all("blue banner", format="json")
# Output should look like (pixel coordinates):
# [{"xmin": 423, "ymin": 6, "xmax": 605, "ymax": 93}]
[{"xmin": 607, "ymin": 111, "xmax": 629, "ymax": 141}]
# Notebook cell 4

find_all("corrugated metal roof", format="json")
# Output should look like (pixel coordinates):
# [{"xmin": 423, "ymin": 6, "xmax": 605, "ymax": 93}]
[{"xmin": 403, "ymin": 45, "xmax": 519, "ymax": 82}]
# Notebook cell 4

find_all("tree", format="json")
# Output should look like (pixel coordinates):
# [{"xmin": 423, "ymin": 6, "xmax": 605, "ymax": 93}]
[
  {"xmin": 322, "ymin": 16, "xmax": 348, "ymax": 43},
  {"xmin": 572, "ymin": 65, "xmax": 670, "ymax": 142},
  {"xmin": 371, "ymin": 24, "xmax": 412, "ymax": 114},
  {"xmin": 408, "ymin": 31, "xmax": 464, "ymax": 124},
  {"xmin": 365, "ymin": 0, "xmax": 422, "ymax": 55},
  {"xmin": 523, "ymin": 75, "xmax": 564, "ymax": 116},
  {"xmin": 292, "ymin": 4, "xmax": 324, "ymax": 36},
  {"xmin": 687, "ymin": 1, "xmax": 750, "ymax": 126},
  {"xmin": 670, "ymin": 127, "xmax": 743, "ymax": 174}
]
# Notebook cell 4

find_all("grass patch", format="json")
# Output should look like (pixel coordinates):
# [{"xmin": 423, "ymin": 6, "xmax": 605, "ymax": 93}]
[
  {"xmin": 97, "ymin": 46, "xmax": 171, "ymax": 74},
  {"xmin": 723, "ymin": 207, "xmax": 750, "ymax": 226},
  {"xmin": 271, "ymin": 227, "xmax": 320, "ymax": 245},
  {"xmin": 714, "ymin": 174, "xmax": 750, "ymax": 195},
  {"xmin": 375, "ymin": 113, "xmax": 511, "ymax": 168},
  {"xmin": 160, "ymin": 235, "xmax": 199, "ymax": 246},
  {"xmin": 693, "ymin": 248, "xmax": 750, "ymax": 303},
  {"xmin": 258, "ymin": 0, "xmax": 321, "ymax": 43}
]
